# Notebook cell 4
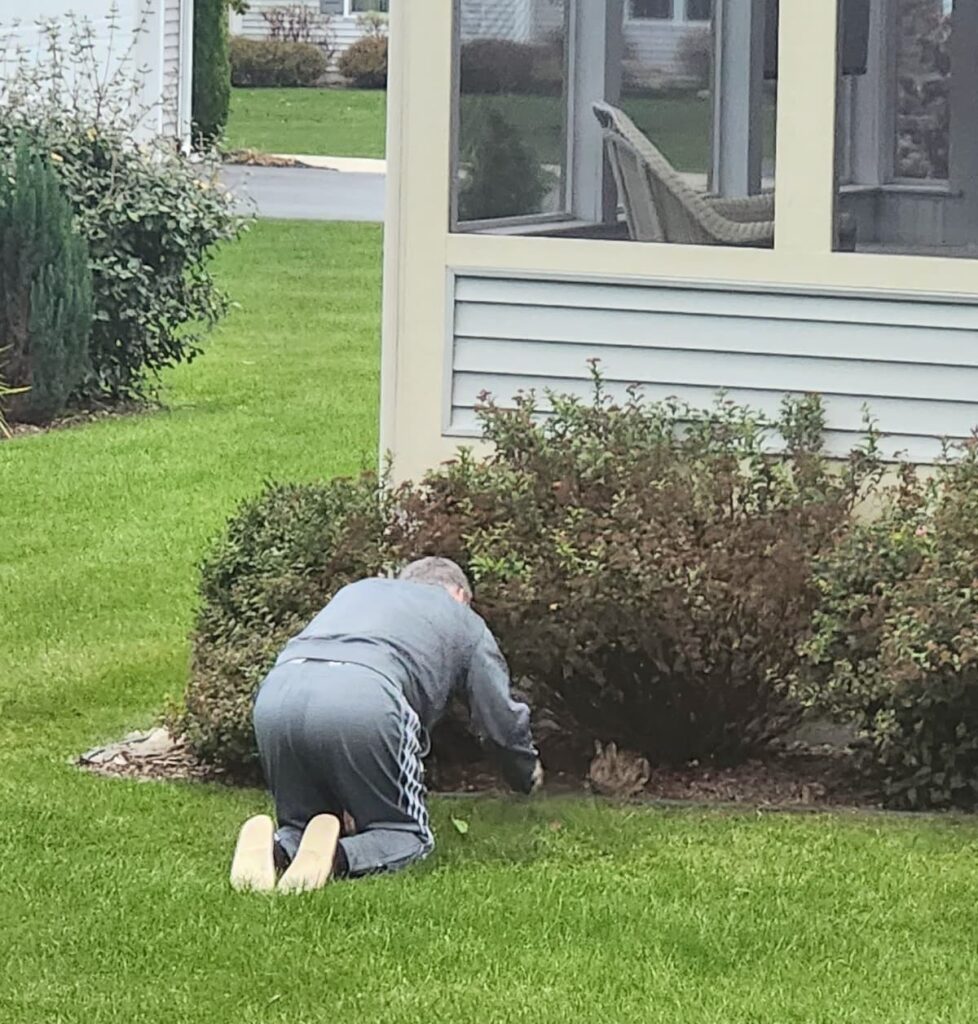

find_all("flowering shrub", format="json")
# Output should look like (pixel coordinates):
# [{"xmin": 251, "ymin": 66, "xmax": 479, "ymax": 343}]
[
  {"xmin": 0, "ymin": 11, "xmax": 246, "ymax": 405},
  {"xmin": 797, "ymin": 443, "xmax": 978, "ymax": 808}
]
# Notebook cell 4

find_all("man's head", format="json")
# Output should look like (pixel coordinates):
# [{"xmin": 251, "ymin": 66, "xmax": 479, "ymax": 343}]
[{"xmin": 398, "ymin": 556, "xmax": 472, "ymax": 605}]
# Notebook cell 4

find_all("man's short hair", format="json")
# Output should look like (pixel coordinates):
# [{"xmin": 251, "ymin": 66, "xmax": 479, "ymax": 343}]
[{"xmin": 398, "ymin": 557, "xmax": 472, "ymax": 600}]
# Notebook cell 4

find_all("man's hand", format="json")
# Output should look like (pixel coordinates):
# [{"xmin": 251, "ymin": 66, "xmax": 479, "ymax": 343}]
[{"xmin": 529, "ymin": 759, "xmax": 545, "ymax": 795}]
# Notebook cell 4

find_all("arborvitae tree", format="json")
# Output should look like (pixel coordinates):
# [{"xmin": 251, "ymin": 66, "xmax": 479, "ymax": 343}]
[
  {"xmin": 458, "ymin": 108, "xmax": 550, "ymax": 223},
  {"xmin": 0, "ymin": 140, "xmax": 93, "ymax": 424},
  {"xmin": 193, "ymin": 0, "xmax": 232, "ymax": 144}
]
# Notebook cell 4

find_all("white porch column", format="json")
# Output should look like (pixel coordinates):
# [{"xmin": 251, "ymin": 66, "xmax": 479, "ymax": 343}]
[
  {"xmin": 568, "ymin": 0, "xmax": 624, "ymax": 223},
  {"xmin": 774, "ymin": 0, "xmax": 839, "ymax": 252},
  {"xmin": 711, "ymin": 0, "xmax": 767, "ymax": 196}
]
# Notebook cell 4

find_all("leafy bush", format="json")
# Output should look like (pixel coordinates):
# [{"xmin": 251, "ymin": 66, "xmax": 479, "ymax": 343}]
[
  {"xmin": 390, "ymin": 376, "xmax": 882, "ymax": 768},
  {"xmin": 193, "ymin": 0, "xmax": 232, "ymax": 143},
  {"xmin": 677, "ymin": 27, "xmax": 713, "ymax": 91},
  {"xmin": 182, "ymin": 372, "xmax": 884, "ymax": 776},
  {"xmin": 796, "ymin": 443, "xmax": 978, "ymax": 809},
  {"xmin": 338, "ymin": 34, "xmax": 388, "ymax": 89},
  {"xmin": 230, "ymin": 37, "xmax": 328, "ymax": 88},
  {"xmin": 261, "ymin": 1, "xmax": 337, "ymax": 62},
  {"xmin": 179, "ymin": 475, "xmax": 390, "ymax": 771},
  {"xmin": 460, "ymin": 36, "xmax": 565, "ymax": 96},
  {"xmin": 895, "ymin": 0, "xmax": 950, "ymax": 179},
  {"xmin": 0, "ymin": 140, "xmax": 92, "ymax": 424},
  {"xmin": 0, "ymin": 18, "xmax": 246, "ymax": 405},
  {"xmin": 458, "ymin": 108, "xmax": 551, "ymax": 221}
]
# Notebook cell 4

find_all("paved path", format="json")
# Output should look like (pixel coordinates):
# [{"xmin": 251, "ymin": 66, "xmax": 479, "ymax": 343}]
[{"xmin": 219, "ymin": 164, "xmax": 386, "ymax": 222}]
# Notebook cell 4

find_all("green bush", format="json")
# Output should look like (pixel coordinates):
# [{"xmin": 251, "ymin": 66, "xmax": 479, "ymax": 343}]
[
  {"xmin": 796, "ymin": 444, "xmax": 978, "ymax": 809},
  {"xmin": 460, "ymin": 37, "xmax": 564, "ymax": 96},
  {"xmin": 193, "ymin": 0, "xmax": 232, "ymax": 143},
  {"xmin": 337, "ymin": 35, "xmax": 388, "ymax": 89},
  {"xmin": 458, "ymin": 108, "xmax": 551, "ymax": 221},
  {"xmin": 230, "ymin": 37, "xmax": 328, "ymax": 88},
  {"xmin": 181, "ymin": 373, "xmax": 884, "ymax": 776},
  {"xmin": 179, "ymin": 475, "xmax": 390, "ymax": 771},
  {"xmin": 0, "ymin": 21, "xmax": 247, "ymax": 405},
  {"xmin": 391, "ymin": 378, "xmax": 882, "ymax": 768},
  {"xmin": 677, "ymin": 27, "xmax": 713, "ymax": 90},
  {"xmin": 0, "ymin": 140, "xmax": 92, "ymax": 424}
]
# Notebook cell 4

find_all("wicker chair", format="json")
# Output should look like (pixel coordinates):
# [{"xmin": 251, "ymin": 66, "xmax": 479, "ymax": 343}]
[{"xmin": 592, "ymin": 101, "xmax": 775, "ymax": 247}]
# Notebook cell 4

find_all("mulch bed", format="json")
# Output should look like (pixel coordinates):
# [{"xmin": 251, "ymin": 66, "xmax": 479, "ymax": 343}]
[
  {"xmin": 4, "ymin": 400, "xmax": 153, "ymax": 440},
  {"xmin": 77, "ymin": 728, "xmax": 880, "ymax": 810},
  {"xmin": 222, "ymin": 149, "xmax": 319, "ymax": 168}
]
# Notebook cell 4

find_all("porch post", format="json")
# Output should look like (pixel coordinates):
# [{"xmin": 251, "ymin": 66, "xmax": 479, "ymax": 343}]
[
  {"xmin": 947, "ymin": 0, "xmax": 978, "ymax": 246},
  {"xmin": 711, "ymin": 0, "xmax": 766, "ymax": 196},
  {"xmin": 569, "ymin": 0, "xmax": 624, "ymax": 223}
]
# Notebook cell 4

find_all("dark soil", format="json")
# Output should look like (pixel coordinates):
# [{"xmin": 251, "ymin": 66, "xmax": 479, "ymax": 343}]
[
  {"xmin": 78, "ymin": 729, "xmax": 880, "ymax": 810},
  {"xmin": 5, "ymin": 399, "xmax": 154, "ymax": 439}
]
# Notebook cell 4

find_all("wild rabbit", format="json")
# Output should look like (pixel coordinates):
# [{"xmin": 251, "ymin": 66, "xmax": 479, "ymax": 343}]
[{"xmin": 587, "ymin": 740, "xmax": 651, "ymax": 798}]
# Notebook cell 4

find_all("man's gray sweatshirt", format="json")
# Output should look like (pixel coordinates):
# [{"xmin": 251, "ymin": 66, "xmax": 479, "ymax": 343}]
[{"xmin": 273, "ymin": 578, "xmax": 539, "ymax": 793}]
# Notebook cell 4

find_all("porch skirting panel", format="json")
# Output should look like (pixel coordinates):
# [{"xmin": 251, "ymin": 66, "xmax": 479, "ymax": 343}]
[{"xmin": 447, "ymin": 274, "xmax": 978, "ymax": 462}]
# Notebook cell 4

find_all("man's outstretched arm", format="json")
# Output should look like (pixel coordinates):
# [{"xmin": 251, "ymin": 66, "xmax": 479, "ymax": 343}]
[{"xmin": 463, "ymin": 626, "xmax": 542, "ymax": 794}]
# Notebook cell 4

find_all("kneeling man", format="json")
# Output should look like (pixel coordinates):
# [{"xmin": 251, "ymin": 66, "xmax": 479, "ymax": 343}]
[{"xmin": 231, "ymin": 557, "xmax": 542, "ymax": 892}]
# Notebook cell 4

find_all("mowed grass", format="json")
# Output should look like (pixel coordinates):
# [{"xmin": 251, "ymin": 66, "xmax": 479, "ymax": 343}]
[
  {"xmin": 226, "ymin": 87, "xmax": 774, "ymax": 180},
  {"xmin": 2, "ymin": 222, "xmax": 978, "ymax": 1023},
  {"xmin": 226, "ymin": 87, "xmax": 387, "ymax": 157}
]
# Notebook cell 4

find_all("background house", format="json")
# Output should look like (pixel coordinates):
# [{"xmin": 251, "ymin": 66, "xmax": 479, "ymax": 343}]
[
  {"xmin": 0, "ymin": 0, "xmax": 193, "ymax": 145},
  {"xmin": 233, "ymin": 0, "xmax": 712, "ymax": 84},
  {"xmin": 230, "ymin": 0, "xmax": 389, "ymax": 65},
  {"xmin": 381, "ymin": 0, "xmax": 978, "ymax": 480}
]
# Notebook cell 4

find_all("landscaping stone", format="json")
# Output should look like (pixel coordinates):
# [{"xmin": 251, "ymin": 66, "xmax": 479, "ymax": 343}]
[{"xmin": 77, "ymin": 727, "xmax": 230, "ymax": 784}]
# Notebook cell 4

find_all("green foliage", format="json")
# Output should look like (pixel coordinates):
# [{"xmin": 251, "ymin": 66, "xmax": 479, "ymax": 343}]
[
  {"xmin": 895, "ymin": 0, "xmax": 950, "ymax": 178},
  {"xmin": 457, "ymin": 108, "xmax": 550, "ymax": 222},
  {"xmin": 230, "ymin": 37, "xmax": 328, "ymax": 88},
  {"xmin": 392, "ymin": 375, "xmax": 883, "ymax": 769},
  {"xmin": 0, "ymin": 140, "xmax": 92, "ymax": 424},
  {"xmin": 677, "ymin": 27, "xmax": 714, "ymax": 91},
  {"xmin": 337, "ymin": 35, "xmax": 389, "ymax": 90},
  {"xmin": 182, "ymin": 370, "xmax": 884, "ymax": 776},
  {"xmin": 0, "ymin": 19, "xmax": 247, "ymax": 405},
  {"xmin": 460, "ymin": 36, "xmax": 565, "ymax": 96},
  {"xmin": 796, "ymin": 442, "xmax": 978, "ymax": 809},
  {"xmin": 194, "ymin": 0, "xmax": 233, "ymax": 143},
  {"xmin": 179, "ymin": 475, "xmax": 390, "ymax": 771}
]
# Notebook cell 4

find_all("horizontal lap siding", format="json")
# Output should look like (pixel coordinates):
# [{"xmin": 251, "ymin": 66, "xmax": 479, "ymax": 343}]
[
  {"xmin": 236, "ymin": 4, "xmax": 370, "ymax": 58},
  {"xmin": 449, "ymin": 275, "xmax": 978, "ymax": 462},
  {"xmin": 623, "ymin": 21, "xmax": 690, "ymax": 78},
  {"xmin": 162, "ymin": 0, "xmax": 181, "ymax": 136}
]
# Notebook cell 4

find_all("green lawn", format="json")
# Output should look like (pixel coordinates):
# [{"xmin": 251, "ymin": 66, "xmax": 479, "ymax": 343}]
[
  {"xmin": 225, "ymin": 86, "xmax": 713, "ymax": 170},
  {"xmin": 227, "ymin": 87, "xmax": 387, "ymax": 158},
  {"xmin": 3, "ymin": 221, "xmax": 978, "ymax": 1023}
]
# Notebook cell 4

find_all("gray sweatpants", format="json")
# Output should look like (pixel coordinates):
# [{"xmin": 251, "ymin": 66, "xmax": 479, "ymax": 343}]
[{"xmin": 252, "ymin": 659, "xmax": 434, "ymax": 878}]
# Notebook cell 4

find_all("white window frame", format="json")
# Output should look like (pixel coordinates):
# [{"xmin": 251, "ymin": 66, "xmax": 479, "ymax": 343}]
[
  {"xmin": 626, "ymin": 0, "xmax": 677, "ymax": 22},
  {"xmin": 344, "ymin": 0, "xmax": 389, "ymax": 16}
]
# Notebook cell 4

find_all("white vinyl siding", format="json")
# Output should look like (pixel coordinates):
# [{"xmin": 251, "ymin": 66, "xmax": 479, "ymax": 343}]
[
  {"xmin": 161, "ymin": 0, "xmax": 182, "ymax": 136},
  {"xmin": 448, "ymin": 274, "xmax": 978, "ymax": 461}
]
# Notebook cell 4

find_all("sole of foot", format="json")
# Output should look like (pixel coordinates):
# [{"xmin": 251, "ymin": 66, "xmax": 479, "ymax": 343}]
[
  {"xmin": 277, "ymin": 814, "xmax": 341, "ymax": 894},
  {"xmin": 230, "ymin": 814, "xmax": 276, "ymax": 893}
]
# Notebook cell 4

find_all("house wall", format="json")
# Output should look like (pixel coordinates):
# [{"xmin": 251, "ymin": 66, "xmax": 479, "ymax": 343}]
[
  {"xmin": 382, "ymin": 0, "xmax": 978, "ymax": 481},
  {"xmin": 623, "ymin": 21, "xmax": 697, "ymax": 85},
  {"xmin": 0, "ymin": 0, "xmax": 188, "ymax": 144},
  {"xmin": 231, "ymin": 0, "xmax": 382, "ymax": 64},
  {"xmin": 235, "ymin": 0, "xmax": 697, "ymax": 80},
  {"xmin": 162, "ymin": 0, "xmax": 183, "ymax": 137},
  {"xmin": 448, "ymin": 274, "xmax": 978, "ymax": 463}
]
